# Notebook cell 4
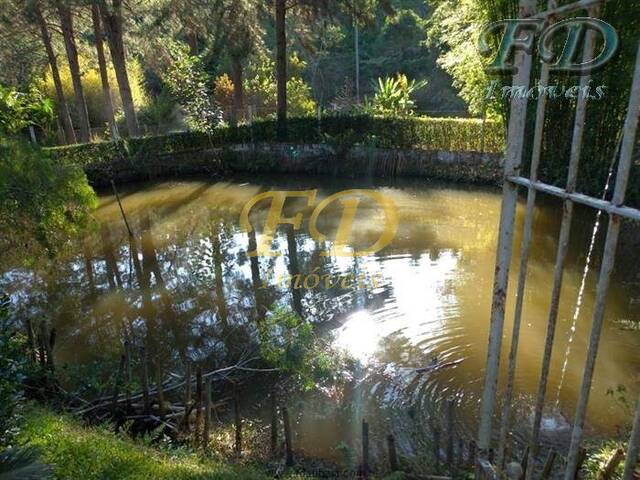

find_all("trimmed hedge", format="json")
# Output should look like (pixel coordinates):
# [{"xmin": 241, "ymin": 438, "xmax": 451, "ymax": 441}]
[{"xmin": 47, "ymin": 115, "xmax": 505, "ymax": 167}]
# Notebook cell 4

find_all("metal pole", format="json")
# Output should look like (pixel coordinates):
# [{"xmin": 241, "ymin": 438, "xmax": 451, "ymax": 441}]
[
  {"xmin": 354, "ymin": 2, "xmax": 360, "ymax": 104},
  {"xmin": 476, "ymin": 1, "xmax": 535, "ymax": 472},
  {"xmin": 525, "ymin": 16, "xmax": 597, "ymax": 479},
  {"xmin": 564, "ymin": 40, "xmax": 640, "ymax": 480},
  {"xmin": 496, "ymin": 7, "xmax": 554, "ymax": 461}
]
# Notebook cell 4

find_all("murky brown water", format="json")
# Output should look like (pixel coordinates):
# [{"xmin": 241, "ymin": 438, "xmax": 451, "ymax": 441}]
[{"xmin": 3, "ymin": 175, "xmax": 639, "ymax": 463}]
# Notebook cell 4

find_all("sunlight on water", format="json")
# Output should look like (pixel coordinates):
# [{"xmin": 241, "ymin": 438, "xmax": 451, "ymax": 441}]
[{"xmin": 2, "ymin": 176, "xmax": 639, "ymax": 460}]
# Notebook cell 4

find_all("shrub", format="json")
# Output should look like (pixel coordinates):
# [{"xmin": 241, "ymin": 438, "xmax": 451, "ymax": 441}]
[
  {"xmin": 42, "ymin": 58, "xmax": 148, "ymax": 130},
  {"xmin": 0, "ymin": 139, "xmax": 97, "ymax": 256}
]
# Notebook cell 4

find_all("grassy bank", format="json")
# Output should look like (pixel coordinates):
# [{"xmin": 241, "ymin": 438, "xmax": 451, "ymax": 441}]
[{"xmin": 18, "ymin": 408, "xmax": 312, "ymax": 480}]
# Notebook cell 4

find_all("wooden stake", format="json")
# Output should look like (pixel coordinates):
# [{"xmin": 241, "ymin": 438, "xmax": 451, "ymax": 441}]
[
  {"xmin": 270, "ymin": 391, "xmax": 278, "ymax": 456},
  {"xmin": 446, "ymin": 399, "xmax": 454, "ymax": 470},
  {"xmin": 182, "ymin": 362, "xmax": 192, "ymax": 432},
  {"xmin": 203, "ymin": 379, "xmax": 212, "ymax": 450},
  {"xmin": 362, "ymin": 419, "xmax": 370, "ymax": 479},
  {"xmin": 25, "ymin": 319, "xmax": 36, "ymax": 363},
  {"xmin": 195, "ymin": 367, "xmax": 203, "ymax": 441},
  {"xmin": 234, "ymin": 385, "xmax": 242, "ymax": 458},
  {"xmin": 520, "ymin": 446, "xmax": 530, "ymax": 480},
  {"xmin": 111, "ymin": 354, "xmax": 126, "ymax": 418},
  {"xmin": 283, "ymin": 406, "xmax": 293, "ymax": 467},
  {"xmin": 156, "ymin": 360, "xmax": 165, "ymax": 418},
  {"xmin": 458, "ymin": 437, "xmax": 464, "ymax": 466},
  {"xmin": 434, "ymin": 427, "xmax": 441, "ymax": 471},
  {"xmin": 141, "ymin": 347, "xmax": 150, "ymax": 414},
  {"xmin": 541, "ymin": 450, "xmax": 557, "ymax": 479},
  {"xmin": 387, "ymin": 434, "xmax": 399, "ymax": 472},
  {"xmin": 124, "ymin": 340, "xmax": 132, "ymax": 410}
]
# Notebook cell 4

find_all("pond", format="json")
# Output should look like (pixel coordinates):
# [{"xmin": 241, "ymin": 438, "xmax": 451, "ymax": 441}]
[{"xmin": 3, "ymin": 174, "xmax": 639, "ymax": 465}]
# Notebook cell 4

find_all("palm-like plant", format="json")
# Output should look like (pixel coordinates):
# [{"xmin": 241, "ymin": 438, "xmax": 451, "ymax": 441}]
[
  {"xmin": 370, "ymin": 73, "xmax": 428, "ymax": 117},
  {"xmin": 0, "ymin": 447, "xmax": 53, "ymax": 480}
]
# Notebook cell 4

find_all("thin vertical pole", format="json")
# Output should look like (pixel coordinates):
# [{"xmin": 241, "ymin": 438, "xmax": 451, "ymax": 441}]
[
  {"xmin": 141, "ymin": 347, "xmax": 150, "ymax": 414},
  {"xmin": 283, "ymin": 406, "xmax": 294, "ymax": 467},
  {"xmin": 434, "ymin": 427, "xmax": 441, "ymax": 471},
  {"xmin": 564, "ymin": 40, "xmax": 640, "ymax": 480},
  {"xmin": 270, "ymin": 391, "xmax": 278, "ymax": 456},
  {"xmin": 526, "ymin": 14, "xmax": 597, "ymax": 479},
  {"xmin": 447, "ymin": 399, "xmax": 455, "ymax": 470},
  {"xmin": 203, "ymin": 379, "xmax": 212, "ymax": 449},
  {"xmin": 183, "ymin": 362, "xmax": 192, "ymax": 431},
  {"xmin": 362, "ymin": 419, "xmax": 370, "ymax": 479},
  {"xmin": 476, "ymin": 1, "xmax": 536, "ymax": 471},
  {"xmin": 496, "ymin": 3, "xmax": 555, "ymax": 463},
  {"xmin": 387, "ymin": 434, "xmax": 399, "ymax": 472},
  {"xmin": 234, "ymin": 385, "xmax": 242, "ymax": 458},
  {"xmin": 354, "ymin": 3, "xmax": 360, "ymax": 104}
]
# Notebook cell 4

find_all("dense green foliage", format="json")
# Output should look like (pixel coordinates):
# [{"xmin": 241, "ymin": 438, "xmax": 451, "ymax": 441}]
[
  {"xmin": 367, "ymin": 74, "xmax": 428, "ymax": 116},
  {"xmin": 0, "ymin": 296, "xmax": 27, "ymax": 447},
  {"xmin": 164, "ymin": 42, "xmax": 223, "ymax": 134},
  {"xmin": 0, "ymin": 85, "xmax": 53, "ymax": 136},
  {"xmin": 0, "ymin": 140, "xmax": 97, "ymax": 255},
  {"xmin": 47, "ymin": 114, "xmax": 504, "ymax": 166},
  {"xmin": 18, "ymin": 409, "xmax": 312, "ymax": 480}
]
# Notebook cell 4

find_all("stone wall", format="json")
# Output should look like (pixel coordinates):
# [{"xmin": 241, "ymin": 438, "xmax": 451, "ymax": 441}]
[{"xmin": 86, "ymin": 142, "xmax": 504, "ymax": 187}]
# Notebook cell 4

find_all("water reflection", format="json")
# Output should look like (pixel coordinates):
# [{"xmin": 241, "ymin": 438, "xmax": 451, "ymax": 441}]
[{"xmin": 2, "ymin": 176, "xmax": 639, "ymax": 462}]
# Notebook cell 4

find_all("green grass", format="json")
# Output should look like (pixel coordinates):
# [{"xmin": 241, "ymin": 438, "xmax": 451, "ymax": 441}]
[{"xmin": 17, "ymin": 408, "xmax": 311, "ymax": 480}]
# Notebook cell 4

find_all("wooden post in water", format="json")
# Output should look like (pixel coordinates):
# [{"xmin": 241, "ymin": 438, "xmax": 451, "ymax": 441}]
[
  {"xmin": 434, "ymin": 427, "xmax": 441, "ymax": 471},
  {"xmin": 124, "ymin": 341, "xmax": 132, "ymax": 410},
  {"xmin": 520, "ymin": 446, "xmax": 530, "ymax": 479},
  {"xmin": 541, "ymin": 450, "xmax": 557, "ymax": 479},
  {"xmin": 362, "ymin": 419, "xmax": 370, "ymax": 479},
  {"xmin": 387, "ymin": 434, "xmax": 399, "ymax": 472},
  {"xmin": 234, "ymin": 385, "xmax": 242, "ymax": 458},
  {"xmin": 282, "ymin": 406, "xmax": 294, "ymax": 467},
  {"xmin": 446, "ymin": 399, "xmax": 455, "ymax": 470},
  {"xmin": 270, "ymin": 391, "xmax": 278, "ymax": 456},
  {"xmin": 469, "ymin": 440, "xmax": 477, "ymax": 469},
  {"xmin": 182, "ymin": 362, "xmax": 192, "ymax": 432},
  {"xmin": 195, "ymin": 367, "xmax": 203, "ymax": 441},
  {"xmin": 203, "ymin": 379, "xmax": 212, "ymax": 450},
  {"xmin": 111, "ymin": 354, "xmax": 126, "ymax": 418},
  {"xmin": 141, "ymin": 347, "xmax": 150, "ymax": 414},
  {"xmin": 156, "ymin": 360, "xmax": 165, "ymax": 418}
]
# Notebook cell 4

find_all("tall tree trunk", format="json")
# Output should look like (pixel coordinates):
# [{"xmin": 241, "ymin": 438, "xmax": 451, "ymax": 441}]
[
  {"xmin": 91, "ymin": 4, "xmax": 119, "ymax": 140},
  {"xmin": 275, "ymin": 0, "xmax": 287, "ymax": 140},
  {"xmin": 230, "ymin": 56, "xmax": 244, "ymax": 127},
  {"xmin": 34, "ymin": 3, "xmax": 76, "ymax": 144},
  {"xmin": 99, "ymin": 0, "xmax": 140, "ymax": 137},
  {"xmin": 56, "ymin": 2, "xmax": 91, "ymax": 143}
]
